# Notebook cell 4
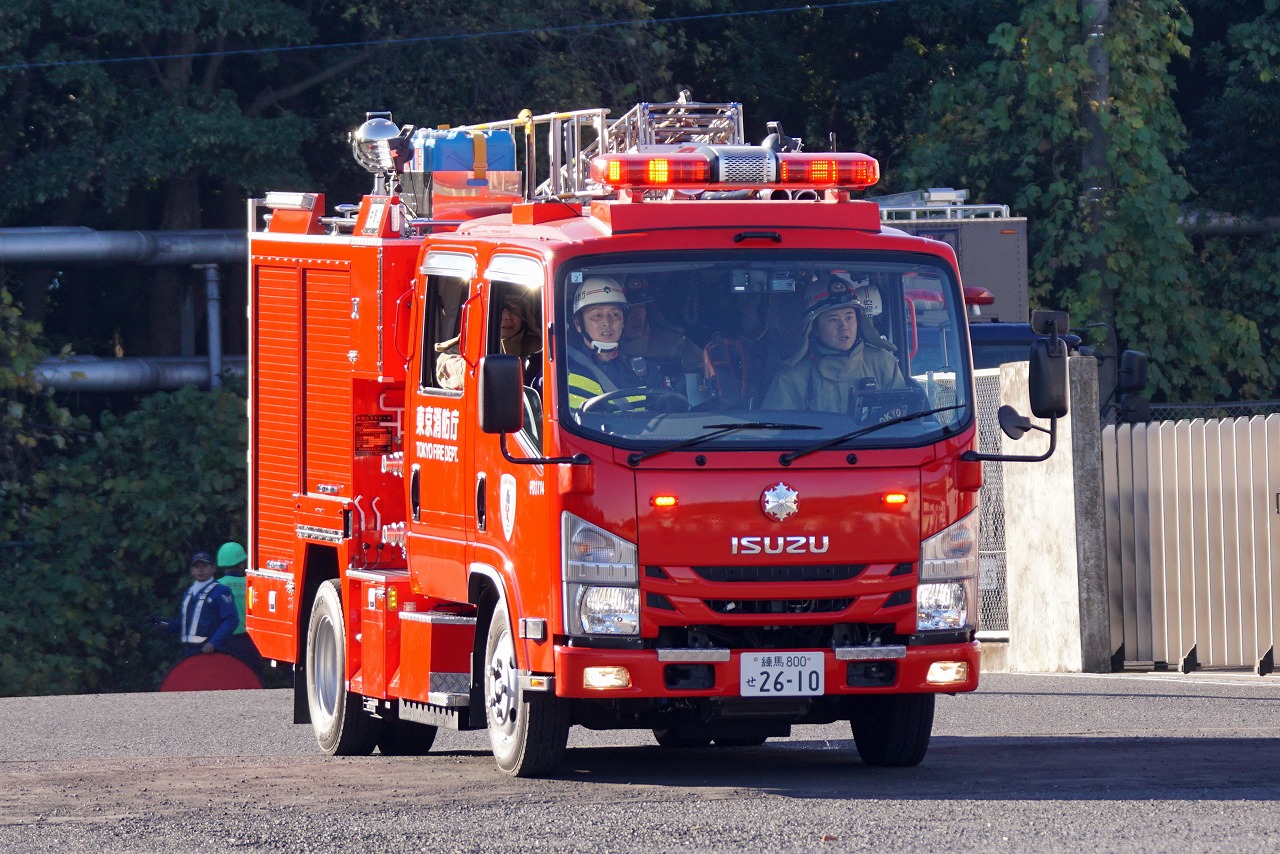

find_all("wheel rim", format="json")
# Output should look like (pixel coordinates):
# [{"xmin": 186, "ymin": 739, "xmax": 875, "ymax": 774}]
[
  {"xmin": 486, "ymin": 622, "xmax": 519, "ymax": 744},
  {"xmin": 312, "ymin": 611, "xmax": 340, "ymax": 720}
]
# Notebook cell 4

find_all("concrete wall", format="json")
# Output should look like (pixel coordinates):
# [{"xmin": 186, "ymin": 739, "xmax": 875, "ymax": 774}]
[{"xmin": 999, "ymin": 356, "xmax": 1110, "ymax": 672}]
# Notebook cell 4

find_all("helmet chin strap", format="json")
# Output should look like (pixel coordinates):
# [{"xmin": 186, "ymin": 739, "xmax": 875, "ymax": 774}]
[{"xmin": 589, "ymin": 339, "xmax": 620, "ymax": 353}]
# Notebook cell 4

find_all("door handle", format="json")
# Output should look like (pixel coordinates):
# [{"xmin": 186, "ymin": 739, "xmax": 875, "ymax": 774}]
[
  {"xmin": 410, "ymin": 464, "xmax": 421, "ymax": 522},
  {"xmin": 476, "ymin": 473, "xmax": 487, "ymax": 532}
]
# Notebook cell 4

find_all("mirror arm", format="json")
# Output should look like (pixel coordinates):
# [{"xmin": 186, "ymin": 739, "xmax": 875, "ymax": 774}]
[
  {"xmin": 960, "ymin": 417, "xmax": 1058, "ymax": 463},
  {"xmin": 499, "ymin": 432, "xmax": 590, "ymax": 466}
]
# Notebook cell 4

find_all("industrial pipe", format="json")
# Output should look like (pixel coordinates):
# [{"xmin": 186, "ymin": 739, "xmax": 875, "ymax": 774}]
[
  {"xmin": 0, "ymin": 228, "xmax": 244, "ymax": 266},
  {"xmin": 36, "ymin": 356, "xmax": 246, "ymax": 393}
]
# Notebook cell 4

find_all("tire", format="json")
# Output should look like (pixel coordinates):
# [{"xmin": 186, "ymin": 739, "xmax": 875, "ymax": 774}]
[
  {"xmin": 652, "ymin": 728, "xmax": 711, "ymax": 749},
  {"xmin": 305, "ymin": 579, "xmax": 379, "ymax": 756},
  {"xmin": 378, "ymin": 702, "xmax": 438, "ymax": 756},
  {"xmin": 849, "ymin": 693, "xmax": 935, "ymax": 767},
  {"xmin": 484, "ymin": 603, "xmax": 569, "ymax": 776}
]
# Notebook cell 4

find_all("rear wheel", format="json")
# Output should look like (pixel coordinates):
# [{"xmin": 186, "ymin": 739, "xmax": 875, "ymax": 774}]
[
  {"xmin": 377, "ymin": 702, "xmax": 438, "ymax": 756},
  {"xmin": 306, "ymin": 579, "xmax": 379, "ymax": 755},
  {"xmin": 849, "ymin": 693, "xmax": 935, "ymax": 767},
  {"xmin": 484, "ymin": 603, "xmax": 569, "ymax": 776}
]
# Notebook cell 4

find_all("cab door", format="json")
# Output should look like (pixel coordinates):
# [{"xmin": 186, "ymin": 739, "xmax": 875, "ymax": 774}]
[
  {"xmin": 404, "ymin": 250, "xmax": 478, "ymax": 603},
  {"xmin": 471, "ymin": 254, "xmax": 559, "ymax": 674}
]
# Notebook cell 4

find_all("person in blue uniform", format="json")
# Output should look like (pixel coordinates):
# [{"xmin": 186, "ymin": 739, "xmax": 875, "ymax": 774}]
[{"xmin": 158, "ymin": 551, "xmax": 239, "ymax": 657}]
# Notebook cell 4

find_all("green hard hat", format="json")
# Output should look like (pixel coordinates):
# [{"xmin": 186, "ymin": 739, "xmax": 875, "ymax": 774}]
[{"xmin": 216, "ymin": 541, "xmax": 247, "ymax": 568}]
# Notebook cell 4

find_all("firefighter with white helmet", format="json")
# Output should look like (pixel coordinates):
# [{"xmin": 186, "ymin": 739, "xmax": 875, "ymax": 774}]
[{"xmin": 566, "ymin": 276, "xmax": 643, "ymax": 409}]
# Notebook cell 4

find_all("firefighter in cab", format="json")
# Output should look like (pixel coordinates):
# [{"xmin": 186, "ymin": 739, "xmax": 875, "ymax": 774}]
[{"xmin": 566, "ymin": 276, "xmax": 641, "ymax": 409}]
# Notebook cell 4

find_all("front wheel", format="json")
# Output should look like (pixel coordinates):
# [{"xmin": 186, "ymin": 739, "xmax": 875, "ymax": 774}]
[
  {"xmin": 849, "ymin": 693, "xmax": 935, "ymax": 767},
  {"xmin": 305, "ymin": 579, "xmax": 379, "ymax": 756},
  {"xmin": 484, "ymin": 603, "xmax": 569, "ymax": 776}
]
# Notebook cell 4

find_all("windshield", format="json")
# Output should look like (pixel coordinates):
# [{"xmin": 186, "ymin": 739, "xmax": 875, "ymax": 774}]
[{"xmin": 556, "ymin": 252, "xmax": 972, "ymax": 451}]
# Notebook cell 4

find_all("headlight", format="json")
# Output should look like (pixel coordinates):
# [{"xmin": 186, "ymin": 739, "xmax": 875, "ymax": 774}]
[
  {"xmin": 917, "ymin": 582, "xmax": 970, "ymax": 630},
  {"xmin": 920, "ymin": 510, "xmax": 977, "ymax": 581},
  {"xmin": 918, "ymin": 511, "xmax": 978, "ymax": 632},
  {"xmin": 562, "ymin": 513, "xmax": 639, "ymax": 637},
  {"xmin": 575, "ymin": 586, "xmax": 640, "ymax": 635}
]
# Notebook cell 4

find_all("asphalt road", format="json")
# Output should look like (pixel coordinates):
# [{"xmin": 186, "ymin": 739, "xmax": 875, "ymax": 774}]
[{"xmin": 2, "ymin": 671, "xmax": 1279, "ymax": 852}]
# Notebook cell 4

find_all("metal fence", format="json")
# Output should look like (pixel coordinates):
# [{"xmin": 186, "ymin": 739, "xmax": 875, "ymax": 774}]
[
  {"xmin": 974, "ymin": 369, "xmax": 1010, "ymax": 636},
  {"xmin": 1149, "ymin": 400, "xmax": 1280, "ymax": 422},
  {"xmin": 1102, "ymin": 414, "xmax": 1280, "ymax": 674}
]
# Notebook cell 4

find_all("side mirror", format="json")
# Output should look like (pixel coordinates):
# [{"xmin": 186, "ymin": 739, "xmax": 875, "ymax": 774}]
[
  {"xmin": 478, "ymin": 354, "xmax": 523, "ymax": 434},
  {"xmin": 1028, "ymin": 336, "xmax": 1069, "ymax": 419},
  {"xmin": 997, "ymin": 404, "xmax": 1033, "ymax": 440},
  {"xmin": 1031, "ymin": 309, "xmax": 1070, "ymax": 336},
  {"xmin": 1117, "ymin": 349, "xmax": 1148, "ymax": 394}
]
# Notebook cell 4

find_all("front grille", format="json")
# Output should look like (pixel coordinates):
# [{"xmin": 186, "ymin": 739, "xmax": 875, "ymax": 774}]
[
  {"xmin": 694, "ymin": 564, "xmax": 865, "ymax": 583},
  {"xmin": 704, "ymin": 597, "xmax": 854, "ymax": 615}
]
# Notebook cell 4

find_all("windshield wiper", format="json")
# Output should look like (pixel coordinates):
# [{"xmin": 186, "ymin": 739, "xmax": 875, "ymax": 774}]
[
  {"xmin": 627, "ymin": 422, "xmax": 819, "ymax": 467},
  {"xmin": 778, "ymin": 405, "xmax": 966, "ymax": 466}
]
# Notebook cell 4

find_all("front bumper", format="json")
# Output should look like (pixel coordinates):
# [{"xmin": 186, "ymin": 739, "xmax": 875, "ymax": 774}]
[{"xmin": 552, "ymin": 639, "xmax": 979, "ymax": 699}]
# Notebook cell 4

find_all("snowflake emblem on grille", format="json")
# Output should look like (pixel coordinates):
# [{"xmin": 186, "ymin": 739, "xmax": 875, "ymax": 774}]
[{"xmin": 761, "ymin": 482, "xmax": 799, "ymax": 522}]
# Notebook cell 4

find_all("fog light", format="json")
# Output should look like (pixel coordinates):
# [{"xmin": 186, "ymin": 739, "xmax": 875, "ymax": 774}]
[
  {"xmin": 583, "ymin": 666, "xmax": 632, "ymax": 690},
  {"xmin": 926, "ymin": 661, "xmax": 969, "ymax": 685}
]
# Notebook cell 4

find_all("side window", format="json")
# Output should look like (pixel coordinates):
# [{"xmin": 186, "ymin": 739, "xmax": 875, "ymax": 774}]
[
  {"xmin": 488, "ymin": 281, "xmax": 544, "ymax": 447},
  {"xmin": 420, "ymin": 274, "xmax": 469, "ymax": 390}
]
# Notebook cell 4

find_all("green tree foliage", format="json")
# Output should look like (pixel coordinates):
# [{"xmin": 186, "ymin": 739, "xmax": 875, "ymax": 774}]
[
  {"xmin": 1179, "ymin": 1, "xmax": 1280, "ymax": 394},
  {"xmin": 0, "ymin": 284, "xmax": 81, "ymax": 541},
  {"xmin": 0, "ymin": 383, "xmax": 247, "ymax": 696},
  {"xmin": 1184, "ymin": 0, "xmax": 1280, "ymax": 216},
  {"xmin": 895, "ymin": 0, "xmax": 1268, "ymax": 400},
  {"xmin": 0, "ymin": 0, "xmax": 317, "ymax": 226},
  {"xmin": 650, "ymin": 0, "xmax": 1020, "ymax": 165}
]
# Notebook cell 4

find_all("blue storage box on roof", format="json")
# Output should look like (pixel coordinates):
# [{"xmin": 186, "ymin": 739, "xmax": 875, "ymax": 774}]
[{"xmin": 410, "ymin": 128, "xmax": 517, "ymax": 175}]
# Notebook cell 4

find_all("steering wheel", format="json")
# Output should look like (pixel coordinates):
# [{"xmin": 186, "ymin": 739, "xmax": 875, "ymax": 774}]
[{"xmin": 580, "ymin": 387, "xmax": 689, "ymax": 414}]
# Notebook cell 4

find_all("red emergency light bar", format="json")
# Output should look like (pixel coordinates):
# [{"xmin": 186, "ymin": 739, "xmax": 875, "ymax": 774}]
[
  {"xmin": 595, "ymin": 153, "xmax": 711, "ymax": 189},
  {"xmin": 590, "ymin": 148, "xmax": 880, "ymax": 192},
  {"xmin": 777, "ymin": 154, "xmax": 879, "ymax": 188}
]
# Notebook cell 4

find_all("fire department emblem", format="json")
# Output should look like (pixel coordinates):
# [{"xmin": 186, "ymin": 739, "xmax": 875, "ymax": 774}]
[
  {"xmin": 761, "ymin": 482, "xmax": 799, "ymax": 522},
  {"xmin": 500, "ymin": 474, "xmax": 517, "ymax": 542}
]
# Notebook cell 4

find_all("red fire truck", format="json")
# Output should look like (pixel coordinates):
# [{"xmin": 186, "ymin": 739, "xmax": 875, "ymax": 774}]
[{"xmin": 247, "ymin": 97, "xmax": 1068, "ymax": 776}]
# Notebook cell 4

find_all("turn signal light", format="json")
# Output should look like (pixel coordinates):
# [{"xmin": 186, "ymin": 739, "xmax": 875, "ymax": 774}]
[
  {"xmin": 650, "ymin": 495, "xmax": 678, "ymax": 508},
  {"xmin": 883, "ymin": 492, "xmax": 908, "ymax": 506}
]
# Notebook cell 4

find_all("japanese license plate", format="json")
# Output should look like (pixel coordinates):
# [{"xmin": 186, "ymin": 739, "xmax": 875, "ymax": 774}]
[{"xmin": 739, "ymin": 652, "xmax": 825, "ymax": 697}]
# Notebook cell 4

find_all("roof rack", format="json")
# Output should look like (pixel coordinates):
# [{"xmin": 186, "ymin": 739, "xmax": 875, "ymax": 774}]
[
  {"xmin": 454, "ymin": 91, "xmax": 744, "ymax": 199},
  {"xmin": 874, "ymin": 188, "xmax": 1011, "ymax": 221}
]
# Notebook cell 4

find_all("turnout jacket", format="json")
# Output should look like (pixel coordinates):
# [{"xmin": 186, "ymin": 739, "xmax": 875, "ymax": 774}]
[{"xmin": 762, "ymin": 342, "xmax": 905, "ymax": 414}]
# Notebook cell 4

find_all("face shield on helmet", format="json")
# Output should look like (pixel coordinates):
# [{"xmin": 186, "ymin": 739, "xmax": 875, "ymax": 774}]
[{"xmin": 573, "ymin": 276, "xmax": 629, "ymax": 353}]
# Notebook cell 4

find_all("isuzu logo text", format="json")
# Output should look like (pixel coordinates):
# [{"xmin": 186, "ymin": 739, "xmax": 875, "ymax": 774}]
[{"xmin": 730, "ymin": 535, "xmax": 830, "ymax": 555}]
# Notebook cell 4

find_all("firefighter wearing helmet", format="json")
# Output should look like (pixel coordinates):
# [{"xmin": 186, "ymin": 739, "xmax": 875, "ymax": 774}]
[
  {"xmin": 762, "ymin": 272, "xmax": 906, "ymax": 413},
  {"xmin": 566, "ymin": 276, "xmax": 643, "ymax": 409}
]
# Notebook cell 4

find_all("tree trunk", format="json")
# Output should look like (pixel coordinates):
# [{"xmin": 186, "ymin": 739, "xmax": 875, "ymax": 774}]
[{"xmin": 150, "ymin": 172, "xmax": 203, "ymax": 355}]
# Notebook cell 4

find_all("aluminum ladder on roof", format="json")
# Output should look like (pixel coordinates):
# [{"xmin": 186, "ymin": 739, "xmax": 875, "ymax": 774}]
[{"xmin": 454, "ymin": 94, "xmax": 744, "ymax": 199}]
